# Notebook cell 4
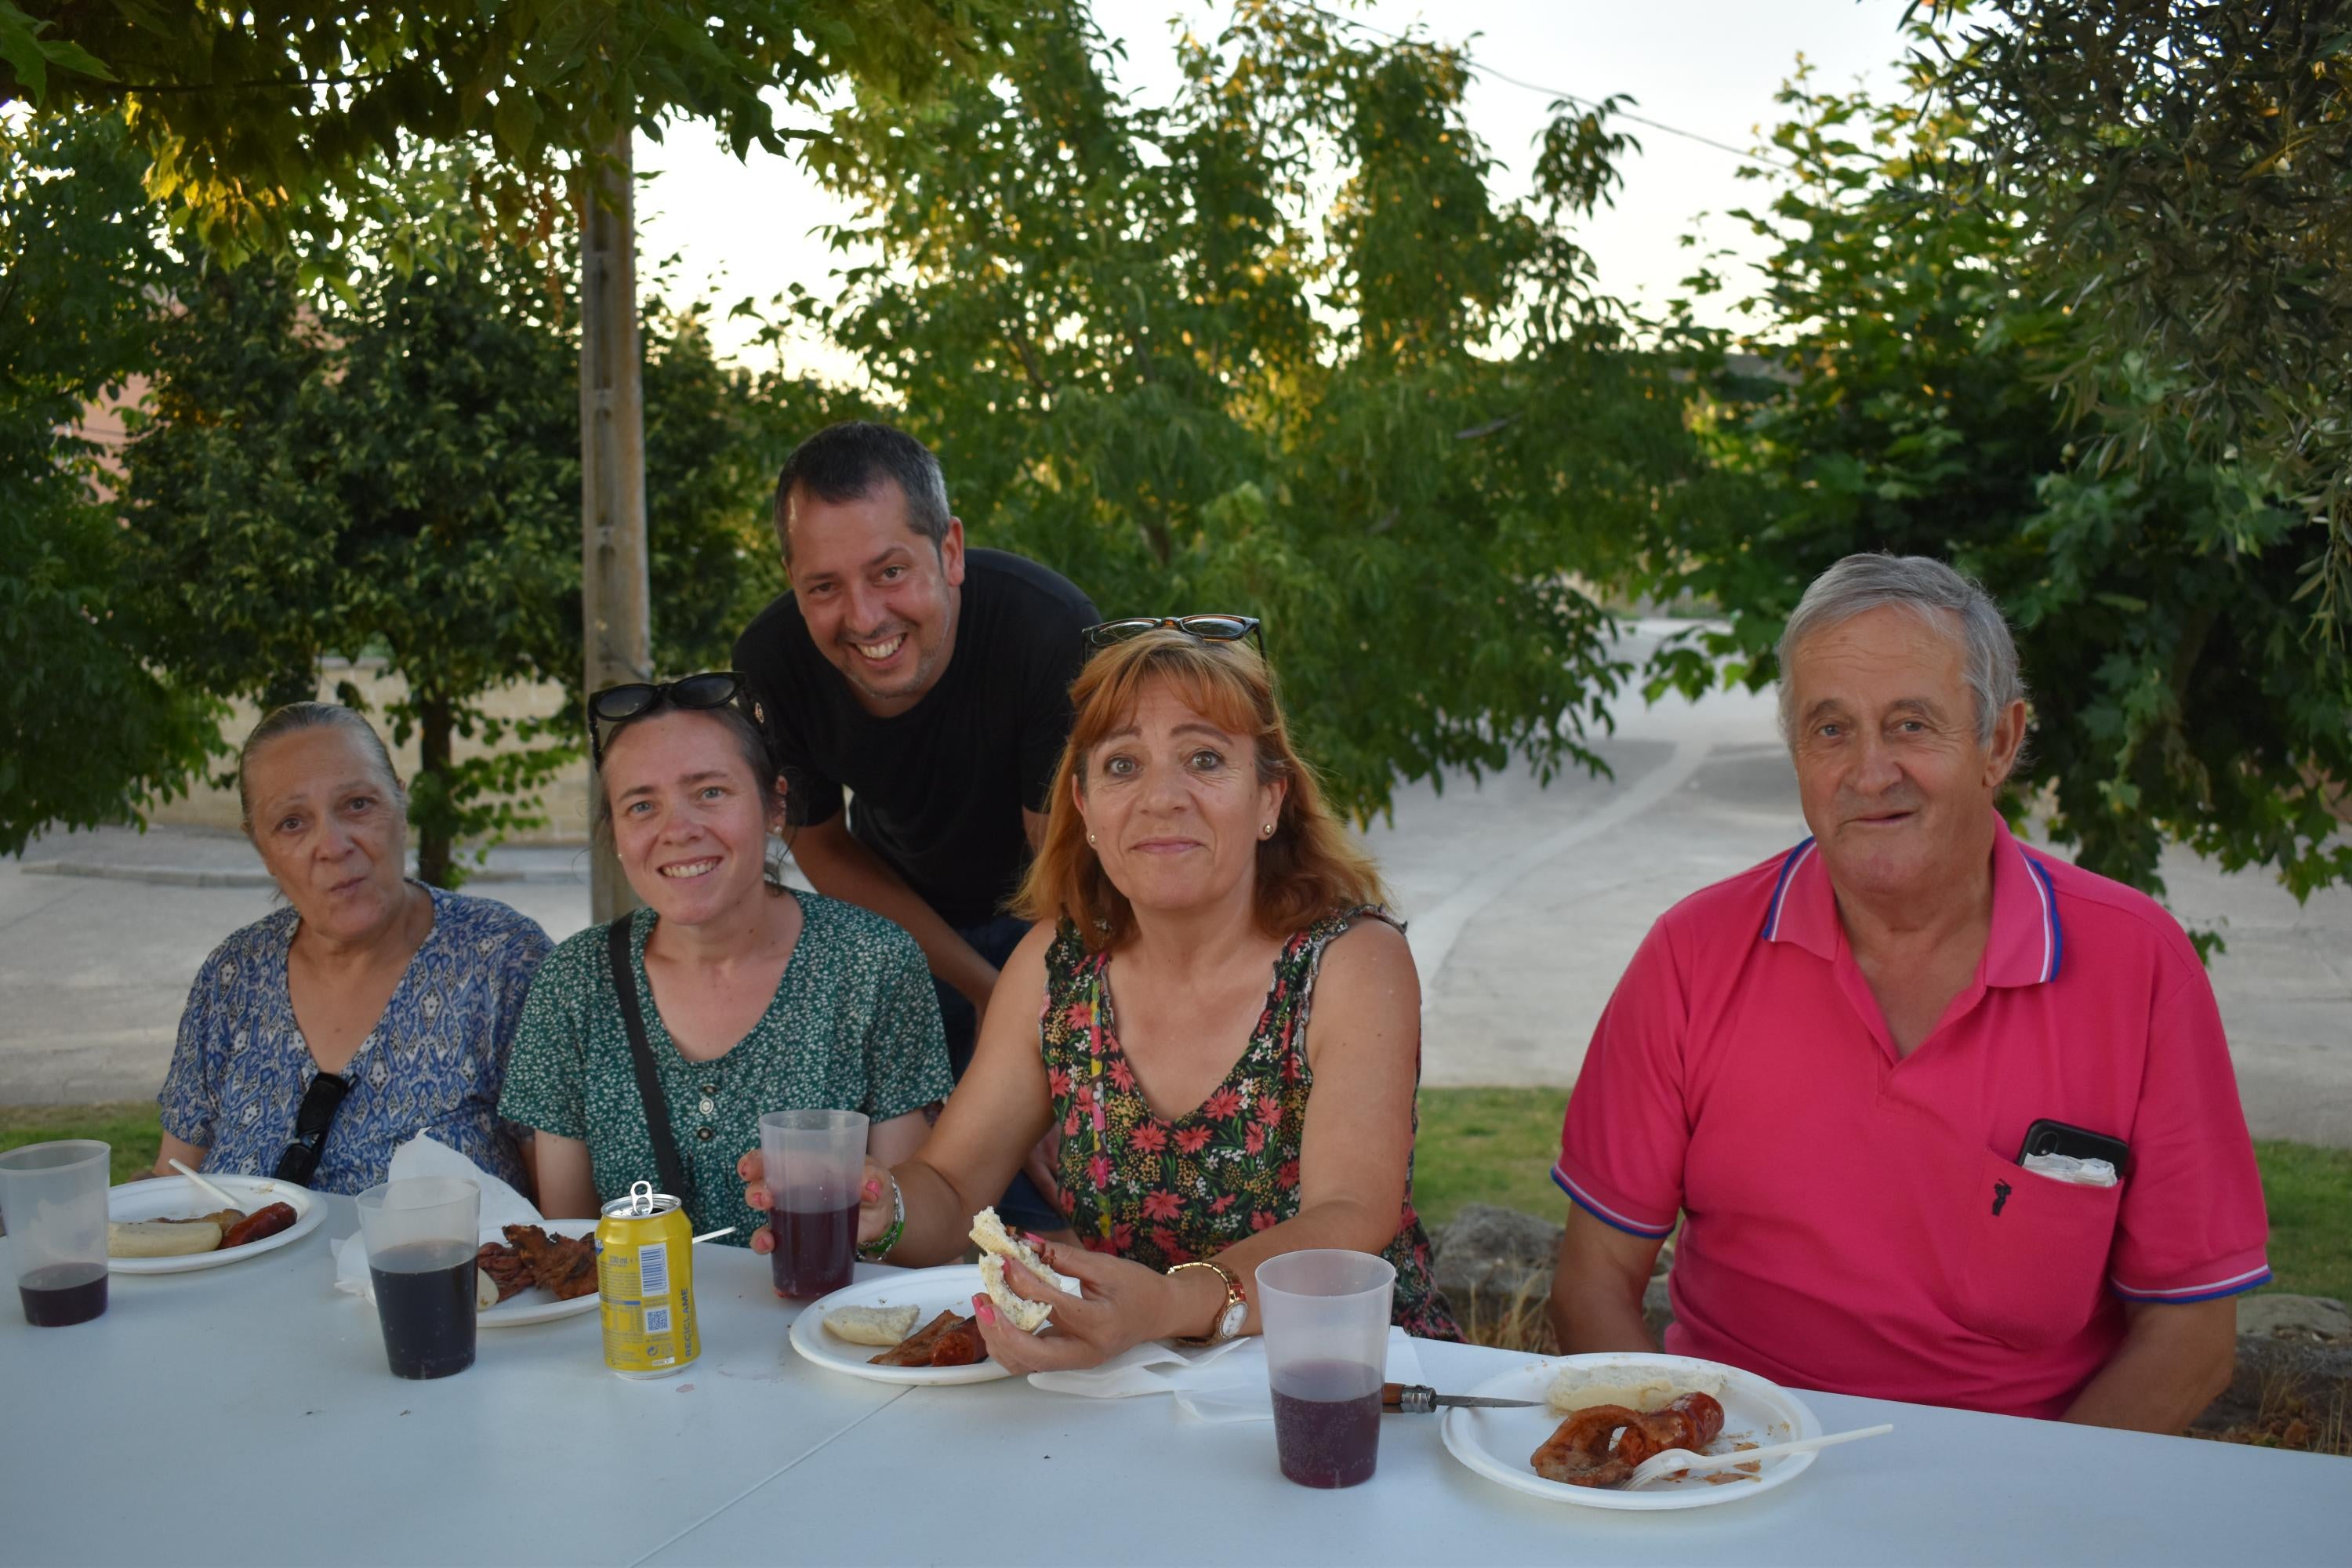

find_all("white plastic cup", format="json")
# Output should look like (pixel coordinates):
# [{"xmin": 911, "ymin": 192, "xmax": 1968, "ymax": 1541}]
[
  {"xmin": 0, "ymin": 1140, "xmax": 111, "ymax": 1327},
  {"xmin": 760, "ymin": 1109, "xmax": 869, "ymax": 1299},
  {"xmin": 355, "ymin": 1176, "xmax": 480, "ymax": 1379},
  {"xmin": 1255, "ymin": 1249, "xmax": 1396, "ymax": 1489}
]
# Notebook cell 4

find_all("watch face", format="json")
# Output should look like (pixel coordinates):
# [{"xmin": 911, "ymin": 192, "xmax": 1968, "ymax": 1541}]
[{"xmin": 1217, "ymin": 1300, "xmax": 1247, "ymax": 1341}]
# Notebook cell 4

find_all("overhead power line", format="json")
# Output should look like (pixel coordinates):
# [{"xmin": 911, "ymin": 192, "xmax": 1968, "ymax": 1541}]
[{"xmin": 1281, "ymin": 1, "xmax": 1795, "ymax": 172}]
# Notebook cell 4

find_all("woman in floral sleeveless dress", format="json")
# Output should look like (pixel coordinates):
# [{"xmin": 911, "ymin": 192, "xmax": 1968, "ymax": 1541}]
[
  {"xmin": 1036, "ymin": 909, "xmax": 1457, "ymax": 1339},
  {"xmin": 739, "ymin": 622, "xmax": 1461, "ymax": 1365}
]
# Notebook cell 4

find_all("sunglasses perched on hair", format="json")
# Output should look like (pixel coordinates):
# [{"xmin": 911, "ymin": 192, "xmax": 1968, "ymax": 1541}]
[
  {"xmin": 1082, "ymin": 615, "xmax": 1264, "ymax": 656},
  {"xmin": 271, "ymin": 1071, "xmax": 350, "ymax": 1187},
  {"xmin": 588, "ymin": 671, "xmax": 751, "ymax": 766}
]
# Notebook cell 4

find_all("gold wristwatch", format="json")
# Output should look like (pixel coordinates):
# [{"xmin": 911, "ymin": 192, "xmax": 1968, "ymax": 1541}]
[{"xmin": 1167, "ymin": 1258, "xmax": 1247, "ymax": 1345}]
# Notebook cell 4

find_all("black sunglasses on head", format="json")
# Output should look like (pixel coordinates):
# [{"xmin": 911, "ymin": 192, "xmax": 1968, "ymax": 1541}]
[
  {"xmin": 1082, "ymin": 615, "xmax": 1264, "ymax": 656},
  {"xmin": 271, "ymin": 1070, "xmax": 350, "ymax": 1187},
  {"xmin": 588, "ymin": 671, "xmax": 750, "ymax": 766}
]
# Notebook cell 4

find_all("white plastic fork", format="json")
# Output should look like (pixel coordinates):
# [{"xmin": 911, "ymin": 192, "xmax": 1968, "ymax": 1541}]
[{"xmin": 1624, "ymin": 1422, "xmax": 1893, "ymax": 1489}]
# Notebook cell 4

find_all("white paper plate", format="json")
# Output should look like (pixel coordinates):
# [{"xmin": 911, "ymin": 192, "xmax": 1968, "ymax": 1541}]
[
  {"xmin": 1439, "ymin": 1352, "xmax": 1822, "ymax": 1511},
  {"xmin": 787, "ymin": 1264, "xmax": 1011, "ymax": 1385},
  {"xmin": 106, "ymin": 1174, "xmax": 325, "ymax": 1274},
  {"xmin": 476, "ymin": 1219, "xmax": 601, "ymax": 1328}
]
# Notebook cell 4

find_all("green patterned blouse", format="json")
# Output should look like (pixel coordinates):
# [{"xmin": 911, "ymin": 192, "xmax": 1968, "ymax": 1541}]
[
  {"xmin": 1040, "ymin": 906, "xmax": 1461, "ymax": 1340},
  {"xmin": 499, "ymin": 891, "xmax": 951, "ymax": 1242}
]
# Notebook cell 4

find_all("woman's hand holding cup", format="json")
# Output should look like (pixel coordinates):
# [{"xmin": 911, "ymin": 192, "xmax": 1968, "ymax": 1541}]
[{"xmin": 735, "ymin": 1150, "xmax": 895, "ymax": 1256}]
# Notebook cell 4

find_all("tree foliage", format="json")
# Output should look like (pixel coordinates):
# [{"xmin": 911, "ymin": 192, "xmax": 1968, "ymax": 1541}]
[
  {"xmin": 3, "ymin": 2, "xmax": 1019, "ymax": 864},
  {"xmin": 1922, "ymin": 0, "xmax": 2352, "ymax": 655},
  {"xmin": 799, "ymin": 0, "xmax": 1716, "ymax": 818},
  {"xmin": 2, "ymin": 0, "xmax": 1022, "ymax": 263},
  {"xmin": 0, "ymin": 111, "xmax": 217, "ymax": 856},
  {"xmin": 120, "ymin": 172, "xmax": 786, "ymax": 885},
  {"xmin": 1641, "ymin": 55, "xmax": 2352, "ymax": 922}
]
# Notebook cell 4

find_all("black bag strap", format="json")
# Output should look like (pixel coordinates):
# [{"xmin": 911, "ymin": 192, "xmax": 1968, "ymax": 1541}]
[
  {"xmin": 607, "ymin": 916, "xmax": 691, "ymax": 1210},
  {"xmin": 270, "ymin": 1069, "xmax": 352, "ymax": 1187}
]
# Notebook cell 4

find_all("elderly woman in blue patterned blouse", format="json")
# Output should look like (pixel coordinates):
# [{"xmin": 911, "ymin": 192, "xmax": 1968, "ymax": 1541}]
[{"xmin": 154, "ymin": 703, "xmax": 551, "ymax": 1194}]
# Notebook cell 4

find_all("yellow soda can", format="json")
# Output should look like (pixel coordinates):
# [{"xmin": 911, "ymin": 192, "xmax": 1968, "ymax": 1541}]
[{"xmin": 597, "ymin": 1181, "xmax": 699, "ymax": 1379}]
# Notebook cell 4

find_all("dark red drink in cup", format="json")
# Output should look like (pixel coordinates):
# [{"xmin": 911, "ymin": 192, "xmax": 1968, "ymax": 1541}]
[
  {"xmin": 759, "ymin": 1109, "xmax": 869, "ymax": 1300},
  {"xmin": 771, "ymin": 1195, "xmax": 858, "ymax": 1299},
  {"xmin": 1271, "ymin": 1359, "xmax": 1384, "ymax": 1487},
  {"xmin": 1257, "ymin": 1250, "xmax": 1397, "ymax": 1490},
  {"xmin": 18, "ymin": 1262, "xmax": 108, "ymax": 1328},
  {"xmin": 355, "ymin": 1175, "xmax": 481, "ymax": 1380},
  {"xmin": 0, "ymin": 1140, "xmax": 112, "ymax": 1329},
  {"xmin": 368, "ymin": 1240, "xmax": 478, "ymax": 1379}
]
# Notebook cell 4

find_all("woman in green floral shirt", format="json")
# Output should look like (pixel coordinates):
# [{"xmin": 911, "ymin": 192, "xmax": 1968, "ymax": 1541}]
[
  {"xmin": 740, "ymin": 626, "xmax": 1460, "ymax": 1360},
  {"xmin": 502, "ymin": 678, "xmax": 949, "ymax": 1243}
]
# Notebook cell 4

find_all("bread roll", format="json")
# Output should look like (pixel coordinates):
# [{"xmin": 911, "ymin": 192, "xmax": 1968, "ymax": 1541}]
[
  {"xmin": 823, "ymin": 1303, "xmax": 921, "ymax": 1346},
  {"xmin": 967, "ymin": 1206, "xmax": 1078, "ymax": 1334},
  {"xmin": 108, "ymin": 1219, "xmax": 223, "ymax": 1258}
]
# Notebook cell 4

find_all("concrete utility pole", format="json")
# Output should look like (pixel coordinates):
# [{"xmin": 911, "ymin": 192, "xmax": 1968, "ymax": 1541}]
[{"xmin": 579, "ymin": 122, "xmax": 651, "ymax": 924}]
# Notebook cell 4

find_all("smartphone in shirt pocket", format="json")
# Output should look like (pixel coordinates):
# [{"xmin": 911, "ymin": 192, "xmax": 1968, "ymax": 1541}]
[{"xmin": 2018, "ymin": 1118, "xmax": 2131, "ymax": 1174}]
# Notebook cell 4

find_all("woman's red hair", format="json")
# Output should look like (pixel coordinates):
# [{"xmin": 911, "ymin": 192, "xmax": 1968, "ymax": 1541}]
[{"xmin": 1014, "ymin": 630, "xmax": 1386, "ymax": 949}]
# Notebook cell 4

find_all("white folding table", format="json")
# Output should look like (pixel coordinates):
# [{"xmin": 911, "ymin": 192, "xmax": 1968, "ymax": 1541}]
[{"xmin": 5, "ymin": 1199, "xmax": 2344, "ymax": 1566}]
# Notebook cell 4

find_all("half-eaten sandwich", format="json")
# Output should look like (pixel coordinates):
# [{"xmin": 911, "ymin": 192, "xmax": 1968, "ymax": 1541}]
[{"xmin": 968, "ymin": 1206, "xmax": 1080, "ymax": 1334}]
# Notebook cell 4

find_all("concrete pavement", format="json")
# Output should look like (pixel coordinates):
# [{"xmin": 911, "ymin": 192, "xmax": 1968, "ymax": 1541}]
[{"xmin": 5, "ymin": 622, "xmax": 2348, "ymax": 1142}]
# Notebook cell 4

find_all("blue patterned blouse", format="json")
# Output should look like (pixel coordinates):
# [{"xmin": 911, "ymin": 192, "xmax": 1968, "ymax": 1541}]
[{"xmin": 159, "ymin": 884, "xmax": 551, "ymax": 1195}]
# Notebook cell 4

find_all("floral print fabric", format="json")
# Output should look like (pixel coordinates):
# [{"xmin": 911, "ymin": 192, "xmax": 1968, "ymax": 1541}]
[
  {"xmin": 499, "ymin": 891, "xmax": 953, "ymax": 1243},
  {"xmin": 159, "ymin": 885, "xmax": 549, "ymax": 1195},
  {"xmin": 1040, "ymin": 906, "xmax": 1460, "ymax": 1340}
]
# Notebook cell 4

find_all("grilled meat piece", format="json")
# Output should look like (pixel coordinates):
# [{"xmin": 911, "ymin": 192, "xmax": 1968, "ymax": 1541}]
[
  {"xmin": 869, "ymin": 1309, "xmax": 985, "ymax": 1367},
  {"xmin": 475, "ymin": 1241, "xmax": 535, "ymax": 1302},
  {"xmin": 504, "ymin": 1224, "xmax": 598, "ymax": 1301},
  {"xmin": 1531, "ymin": 1392, "xmax": 1726, "ymax": 1488}
]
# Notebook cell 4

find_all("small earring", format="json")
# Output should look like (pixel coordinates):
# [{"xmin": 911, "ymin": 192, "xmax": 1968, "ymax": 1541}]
[
  {"xmin": 1261, "ymin": 822, "xmax": 1274, "ymax": 837},
  {"xmin": 1087, "ymin": 832, "xmax": 1097, "ymax": 848}
]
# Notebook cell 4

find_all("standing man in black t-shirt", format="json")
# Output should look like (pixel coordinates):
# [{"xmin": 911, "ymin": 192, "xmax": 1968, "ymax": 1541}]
[{"xmin": 734, "ymin": 421, "xmax": 1095, "ymax": 1232}]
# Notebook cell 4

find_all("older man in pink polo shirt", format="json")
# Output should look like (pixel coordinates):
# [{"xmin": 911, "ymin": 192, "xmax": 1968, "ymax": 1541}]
[{"xmin": 1548, "ymin": 554, "xmax": 2270, "ymax": 1428}]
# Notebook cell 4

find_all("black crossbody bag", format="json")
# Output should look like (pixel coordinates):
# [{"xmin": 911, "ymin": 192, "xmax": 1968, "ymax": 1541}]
[{"xmin": 607, "ymin": 919, "xmax": 692, "ymax": 1210}]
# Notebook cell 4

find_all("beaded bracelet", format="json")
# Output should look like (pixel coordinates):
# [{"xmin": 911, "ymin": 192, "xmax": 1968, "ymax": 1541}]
[{"xmin": 857, "ymin": 1171, "xmax": 906, "ymax": 1261}]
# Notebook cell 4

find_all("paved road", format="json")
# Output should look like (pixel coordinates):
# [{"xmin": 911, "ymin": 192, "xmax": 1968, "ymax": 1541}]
[{"xmin": 6, "ymin": 623, "xmax": 2348, "ymax": 1144}]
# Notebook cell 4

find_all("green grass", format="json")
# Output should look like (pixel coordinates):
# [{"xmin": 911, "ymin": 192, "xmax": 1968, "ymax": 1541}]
[
  {"xmin": 5, "ymin": 1095, "xmax": 2345, "ymax": 1305},
  {"xmin": 1413, "ymin": 1086, "xmax": 1572, "ymax": 1232},
  {"xmin": 2252, "ymin": 1139, "xmax": 2352, "ymax": 1305},
  {"xmin": 0, "ymin": 1103, "xmax": 162, "ymax": 1185}
]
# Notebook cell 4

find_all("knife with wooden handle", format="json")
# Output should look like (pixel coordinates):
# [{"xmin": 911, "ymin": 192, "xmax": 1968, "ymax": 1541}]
[{"xmin": 1381, "ymin": 1381, "xmax": 1543, "ymax": 1414}]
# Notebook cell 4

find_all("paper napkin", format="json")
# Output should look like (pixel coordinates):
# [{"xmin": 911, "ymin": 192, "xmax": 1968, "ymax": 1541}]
[
  {"xmin": 1029, "ymin": 1326, "xmax": 1425, "ymax": 1425},
  {"xmin": 330, "ymin": 1131, "xmax": 542, "ymax": 1302}
]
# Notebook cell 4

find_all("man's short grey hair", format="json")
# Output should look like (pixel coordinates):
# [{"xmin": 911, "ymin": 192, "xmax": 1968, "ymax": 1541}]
[{"xmin": 1777, "ymin": 554, "xmax": 2027, "ymax": 746}]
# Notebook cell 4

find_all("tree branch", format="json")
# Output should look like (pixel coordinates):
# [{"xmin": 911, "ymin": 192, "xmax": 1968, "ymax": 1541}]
[
  {"xmin": 82, "ymin": 72, "xmax": 390, "ymax": 96},
  {"xmin": 1004, "ymin": 322, "xmax": 1055, "ymax": 401}
]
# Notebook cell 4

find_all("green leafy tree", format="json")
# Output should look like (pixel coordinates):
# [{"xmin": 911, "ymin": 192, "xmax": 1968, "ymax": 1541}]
[
  {"xmin": 2, "ymin": 1, "xmax": 1021, "ymax": 262},
  {"xmin": 124, "ymin": 226, "xmax": 579, "ymax": 887},
  {"xmin": 800, "ymin": 0, "xmax": 1715, "ymax": 817},
  {"xmin": 122, "ymin": 196, "xmax": 779, "ymax": 885},
  {"xmin": 638, "ymin": 297, "xmax": 848, "ymax": 673},
  {"xmin": 1923, "ymin": 0, "xmax": 2352, "ymax": 653},
  {"xmin": 1640, "ymin": 58, "xmax": 2351, "ymax": 923},
  {"xmin": 0, "ymin": 111, "xmax": 216, "ymax": 855},
  {"xmin": 5, "ymin": 2, "xmax": 1021, "ymax": 879}
]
